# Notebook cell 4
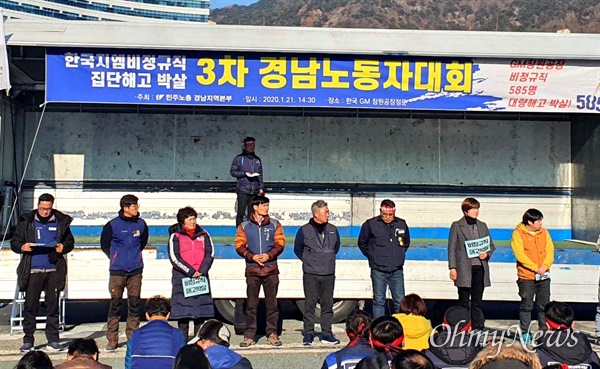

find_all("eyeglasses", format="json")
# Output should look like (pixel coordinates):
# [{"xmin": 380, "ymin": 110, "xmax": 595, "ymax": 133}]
[{"xmin": 128, "ymin": 204, "xmax": 140, "ymax": 209}]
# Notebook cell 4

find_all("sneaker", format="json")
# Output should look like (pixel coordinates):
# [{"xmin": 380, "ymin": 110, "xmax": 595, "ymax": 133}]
[
  {"xmin": 46, "ymin": 342, "xmax": 63, "ymax": 351},
  {"xmin": 267, "ymin": 333, "xmax": 282, "ymax": 347},
  {"xmin": 303, "ymin": 332, "xmax": 314, "ymax": 346},
  {"xmin": 321, "ymin": 333, "xmax": 340, "ymax": 345},
  {"xmin": 239, "ymin": 337, "xmax": 255, "ymax": 348},
  {"xmin": 19, "ymin": 343, "xmax": 34, "ymax": 353},
  {"xmin": 521, "ymin": 333, "xmax": 532, "ymax": 344},
  {"xmin": 105, "ymin": 338, "xmax": 118, "ymax": 351}
]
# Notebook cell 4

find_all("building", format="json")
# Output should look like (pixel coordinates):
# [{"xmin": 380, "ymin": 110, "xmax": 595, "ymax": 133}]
[{"xmin": 0, "ymin": 0, "xmax": 210, "ymax": 22}]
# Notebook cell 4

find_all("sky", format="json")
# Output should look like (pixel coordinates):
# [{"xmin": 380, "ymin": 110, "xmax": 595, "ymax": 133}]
[{"xmin": 210, "ymin": 0, "xmax": 259, "ymax": 9}]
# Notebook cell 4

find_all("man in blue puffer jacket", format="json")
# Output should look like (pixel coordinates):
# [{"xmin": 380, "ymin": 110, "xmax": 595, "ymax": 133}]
[
  {"xmin": 230, "ymin": 136, "xmax": 264, "ymax": 227},
  {"xmin": 124, "ymin": 296, "xmax": 185, "ymax": 369},
  {"xmin": 101, "ymin": 194, "xmax": 149, "ymax": 350}
]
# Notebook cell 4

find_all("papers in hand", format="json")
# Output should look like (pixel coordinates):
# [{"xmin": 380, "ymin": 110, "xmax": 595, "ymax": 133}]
[
  {"xmin": 247, "ymin": 172, "xmax": 260, "ymax": 177},
  {"xmin": 30, "ymin": 243, "xmax": 57, "ymax": 248},
  {"xmin": 464, "ymin": 236, "xmax": 491, "ymax": 258}
]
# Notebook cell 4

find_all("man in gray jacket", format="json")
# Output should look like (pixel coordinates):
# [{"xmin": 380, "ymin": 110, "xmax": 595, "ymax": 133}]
[{"xmin": 294, "ymin": 200, "xmax": 341, "ymax": 346}]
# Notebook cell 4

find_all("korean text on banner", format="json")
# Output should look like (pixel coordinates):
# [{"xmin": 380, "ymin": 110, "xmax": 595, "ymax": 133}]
[{"xmin": 182, "ymin": 276, "xmax": 210, "ymax": 298}]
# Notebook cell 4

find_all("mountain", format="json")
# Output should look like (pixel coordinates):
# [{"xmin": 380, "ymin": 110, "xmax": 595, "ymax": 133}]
[{"xmin": 210, "ymin": 0, "xmax": 600, "ymax": 33}]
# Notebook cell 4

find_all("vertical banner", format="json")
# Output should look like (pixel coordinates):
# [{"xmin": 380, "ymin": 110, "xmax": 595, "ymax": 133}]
[{"xmin": 0, "ymin": 11, "xmax": 11, "ymax": 93}]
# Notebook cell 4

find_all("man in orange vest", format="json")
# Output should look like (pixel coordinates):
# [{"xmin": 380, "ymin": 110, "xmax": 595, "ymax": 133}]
[{"xmin": 510, "ymin": 208, "xmax": 555, "ymax": 344}]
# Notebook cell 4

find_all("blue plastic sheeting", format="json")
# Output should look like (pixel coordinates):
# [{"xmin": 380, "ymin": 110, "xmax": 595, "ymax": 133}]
[
  {"xmin": 70, "ymin": 225, "xmax": 572, "ymax": 241},
  {"xmin": 155, "ymin": 244, "xmax": 599, "ymax": 265}
]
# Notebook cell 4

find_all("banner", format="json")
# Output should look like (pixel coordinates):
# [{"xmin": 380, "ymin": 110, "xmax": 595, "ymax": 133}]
[
  {"xmin": 0, "ymin": 11, "xmax": 11, "ymax": 93},
  {"xmin": 46, "ymin": 47, "xmax": 600, "ymax": 113}
]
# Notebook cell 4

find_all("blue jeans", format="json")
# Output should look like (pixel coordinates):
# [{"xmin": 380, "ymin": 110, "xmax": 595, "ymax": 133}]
[{"xmin": 371, "ymin": 268, "xmax": 405, "ymax": 319}]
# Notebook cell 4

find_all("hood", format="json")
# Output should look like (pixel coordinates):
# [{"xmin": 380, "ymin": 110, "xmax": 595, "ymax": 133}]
[
  {"xmin": 394, "ymin": 314, "xmax": 432, "ymax": 338},
  {"xmin": 428, "ymin": 331, "xmax": 481, "ymax": 365},
  {"xmin": 537, "ymin": 330, "xmax": 593, "ymax": 364},
  {"xmin": 515, "ymin": 223, "xmax": 544, "ymax": 236},
  {"xmin": 205, "ymin": 344, "xmax": 243, "ymax": 369}
]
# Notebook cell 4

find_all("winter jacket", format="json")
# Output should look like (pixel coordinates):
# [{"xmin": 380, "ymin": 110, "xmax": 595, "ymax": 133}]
[
  {"xmin": 124, "ymin": 319, "xmax": 185, "ymax": 369},
  {"xmin": 392, "ymin": 313, "xmax": 433, "ymax": 351},
  {"xmin": 235, "ymin": 215, "xmax": 285, "ymax": 276},
  {"xmin": 510, "ymin": 223, "xmax": 554, "ymax": 280},
  {"xmin": 358, "ymin": 216, "xmax": 410, "ymax": 272},
  {"xmin": 205, "ymin": 344, "xmax": 253, "ymax": 369},
  {"xmin": 448, "ymin": 217, "xmax": 495, "ymax": 288},
  {"xmin": 230, "ymin": 150, "xmax": 263, "ymax": 195},
  {"xmin": 168, "ymin": 224, "xmax": 215, "ymax": 319},
  {"xmin": 356, "ymin": 352, "xmax": 397, "ymax": 369},
  {"xmin": 425, "ymin": 330, "xmax": 483, "ymax": 369},
  {"xmin": 54, "ymin": 355, "xmax": 112, "ymax": 369},
  {"xmin": 536, "ymin": 330, "xmax": 600, "ymax": 369},
  {"xmin": 11, "ymin": 209, "xmax": 74, "ymax": 292},
  {"xmin": 100, "ymin": 210, "xmax": 148, "ymax": 275},
  {"xmin": 294, "ymin": 220, "xmax": 341, "ymax": 275},
  {"xmin": 322, "ymin": 338, "xmax": 376, "ymax": 369}
]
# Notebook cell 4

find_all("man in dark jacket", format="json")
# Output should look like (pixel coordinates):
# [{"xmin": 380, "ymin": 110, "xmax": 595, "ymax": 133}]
[
  {"xmin": 358, "ymin": 199, "xmax": 410, "ymax": 319},
  {"xmin": 54, "ymin": 338, "xmax": 112, "ymax": 369},
  {"xmin": 425, "ymin": 306, "xmax": 483, "ymax": 369},
  {"xmin": 355, "ymin": 315, "xmax": 405, "ymax": 369},
  {"xmin": 535, "ymin": 301, "xmax": 600, "ymax": 369},
  {"xmin": 191, "ymin": 319, "xmax": 253, "ymax": 369},
  {"xmin": 124, "ymin": 296, "xmax": 185, "ymax": 369},
  {"xmin": 295, "ymin": 199, "xmax": 341, "ymax": 346},
  {"xmin": 100, "ymin": 194, "xmax": 148, "ymax": 351},
  {"xmin": 235, "ymin": 195, "xmax": 285, "ymax": 347},
  {"xmin": 230, "ymin": 136, "xmax": 264, "ymax": 227},
  {"xmin": 322, "ymin": 309, "xmax": 375, "ymax": 369},
  {"xmin": 11, "ymin": 193, "xmax": 74, "ymax": 353}
]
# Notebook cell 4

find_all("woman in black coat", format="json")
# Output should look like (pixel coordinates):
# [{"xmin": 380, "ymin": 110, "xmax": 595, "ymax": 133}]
[{"xmin": 169, "ymin": 206, "xmax": 215, "ymax": 342}]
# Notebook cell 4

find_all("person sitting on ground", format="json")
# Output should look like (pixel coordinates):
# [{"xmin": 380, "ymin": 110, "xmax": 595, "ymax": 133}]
[
  {"xmin": 425, "ymin": 306, "xmax": 483, "ymax": 369},
  {"xmin": 124, "ymin": 296, "xmax": 186, "ymax": 369},
  {"xmin": 322, "ymin": 309, "xmax": 376, "ymax": 369},
  {"xmin": 393, "ymin": 294, "xmax": 433, "ymax": 351},
  {"xmin": 14, "ymin": 351, "xmax": 53, "ymax": 369},
  {"xmin": 469, "ymin": 342, "xmax": 542, "ymax": 369},
  {"xmin": 172, "ymin": 344, "xmax": 212, "ymax": 369},
  {"xmin": 355, "ymin": 316, "xmax": 405, "ymax": 369},
  {"xmin": 55, "ymin": 338, "xmax": 112, "ymax": 369},
  {"xmin": 392, "ymin": 350, "xmax": 436, "ymax": 369},
  {"xmin": 535, "ymin": 301, "xmax": 600, "ymax": 369},
  {"xmin": 184, "ymin": 319, "xmax": 252, "ymax": 369}
]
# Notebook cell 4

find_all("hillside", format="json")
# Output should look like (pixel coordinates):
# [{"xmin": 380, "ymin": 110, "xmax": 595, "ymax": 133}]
[{"xmin": 211, "ymin": 0, "xmax": 600, "ymax": 33}]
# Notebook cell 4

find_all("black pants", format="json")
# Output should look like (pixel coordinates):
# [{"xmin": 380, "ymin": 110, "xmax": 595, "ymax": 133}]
[
  {"xmin": 178, "ymin": 318, "xmax": 206, "ymax": 342},
  {"xmin": 457, "ymin": 266, "xmax": 485, "ymax": 330},
  {"xmin": 303, "ymin": 273, "xmax": 335, "ymax": 335},
  {"xmin": 517, "ymin": 278, "xmax": 551, "ymax": 332},
  {"xmin": 245, "ymin": 274, "xmax": 279, "ymax": 338},
  {"xmin": 236, "ymin": 193, "xmax": 255, "ymax": 227},
  {"xmin": 24, "ymin": 271, "xmax": 60, "ymax": 344}
]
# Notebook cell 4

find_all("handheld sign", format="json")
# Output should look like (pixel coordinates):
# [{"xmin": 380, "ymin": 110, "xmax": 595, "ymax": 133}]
[
  {"xmin": 30, "ymin": 243, "xmax": 57, "ymax": 248},
  {"xmin": 182, "ymin": 276, "xmax": 210, "ymax": 298},
  {"xmin": 464, "ymin": 236, "xmax": 491, "ymax": 258}
]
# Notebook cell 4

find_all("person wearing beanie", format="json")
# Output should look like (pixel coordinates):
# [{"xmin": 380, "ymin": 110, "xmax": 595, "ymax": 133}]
[
  {"xmin": 322, "ymin": 309, "xmax": 376, "ymax": 369},
  {"xmin": 355, "ymin": 316, "xmax": 405, "ymax": 369},
  {"xmin": 425, "ymin": 306, "xmax": 483, "ymax": 369},
  {"xmin": 469, "ymin": 342, "xmax": 542, "ymax": 369},
  {"xmin": 182, "ymin": 319, "xmax": 252, "ymax": 369},
  {"xmin": 230, "ymin": 136, "xmax": 264, "ymax": 227},
  {"xmin": 448, "ymin": 198, "xmax": 495, "ymax": 331},
  {"xmin": 392, "ymin": 294, "xmax": 433, "ymax": 351},
  {"xmin": 535, "ymin": 301, "xmax": 600, "ymax": 368}
]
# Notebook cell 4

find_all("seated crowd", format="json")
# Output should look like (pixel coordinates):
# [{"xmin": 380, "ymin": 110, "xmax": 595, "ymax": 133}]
[{"xmin": 14, "ymin": 296, "xmax": 600, "ymax": 369}]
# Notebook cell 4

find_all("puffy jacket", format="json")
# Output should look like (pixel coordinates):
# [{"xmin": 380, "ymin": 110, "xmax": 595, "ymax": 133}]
[
  {"xmin": 230, "ymin": 150, "xmax": 263, "ymax": 195},
  {"xmin": 294, "ymin": 220, "xmax": 340, "ymax": 275},
  {"xmin": 100, "ymin": 210, "xmax": 148, "ymax": 275},
  {"xmin": 124, "ymin": 319, "xmax": 185, "ymax": 369},
  {"xmin": 392, "ymin": 313, "xmax": 433, "ymax": 351},
  {"xmin": 356, "ymin": 352, "xmax": 396, "ymax": 369},
  {"xmin": 536, "ymin": 330, "xmax": 600, "ymax": 368},
  {"xmin": 358, "ymin": 216, "xmax": 410, "ymax": 272},
  {"xmin": 510, "ymin": 223, "xmax": 554, "ymax": 280},
  {"xmin": 235, "ymin": 215, "xmax": 285, "ymax": 276},
  {"xmin": 425, "ymin": 330, "xmax": 483, "ymax": 369},
  {"xmin": 205, "ymin": 344, "xmax": 253, "ymax": 369},
  {"xmin": 54, "ymin": 355, "xmax": 112, "ymax": 369},
  {"xmin": 11, "ymin": 209, "xmax": 74, "ymax": 292},
  {"xmin": 322, "ymin": 338, "xmax": 376, "ymax": 369}
]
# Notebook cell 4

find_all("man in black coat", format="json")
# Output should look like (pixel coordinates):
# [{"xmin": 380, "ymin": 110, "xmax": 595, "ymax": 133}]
[{"xmin": 11, "ymin": 193, "xmax": 74, "ymax": 352}]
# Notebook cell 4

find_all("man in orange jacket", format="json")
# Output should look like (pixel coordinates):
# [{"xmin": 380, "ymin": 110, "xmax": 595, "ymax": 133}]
[{"xmin": 510, "ymin": 208, "xmax": 555, "ymax": 343}]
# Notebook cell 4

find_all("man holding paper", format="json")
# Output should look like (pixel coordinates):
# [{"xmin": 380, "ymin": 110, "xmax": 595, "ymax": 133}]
[
  {"xmin": 230, "ymin": 136, "xmax": 264, "ymax": 227},
  {"xmin": 448, "ymin": 197, "xmax": 495, "ymax": 331},
  {"xmin": 510, "ymin": 208, "xmax": 554, "ymax": 343},
  {"xmin": 11, "ymin": 193, "xmax": 75, "ymax": 352}
]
